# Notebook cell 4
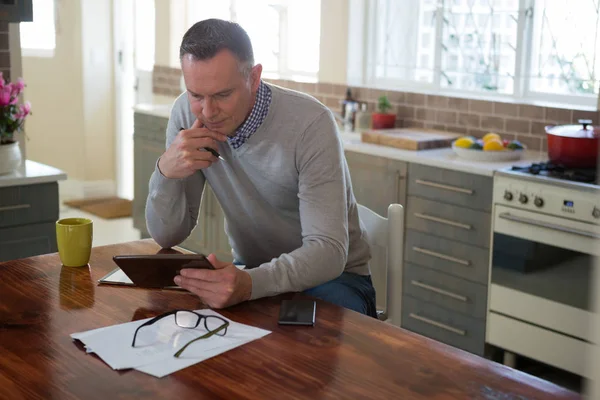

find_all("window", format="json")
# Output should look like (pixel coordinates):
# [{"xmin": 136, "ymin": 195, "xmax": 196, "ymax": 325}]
[
  {"xmin": 185, "ymin": 0, "xmax": 321, "ymax": 81},
  {"xmin": 362, "ymin": 0, "xmax": 600, "ymax": 107},
  {"xmin": 134, "ymin": 0, "xmax": 155, "ymax": 72},
  {"xmin": 20, "ymin": 0, "xmax": 56, "ymax": 57}
]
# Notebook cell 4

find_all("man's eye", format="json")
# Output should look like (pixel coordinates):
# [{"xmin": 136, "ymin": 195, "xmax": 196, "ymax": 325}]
[{"xmin": 216, "ymin": 92, "xmax": 231, "ymax": 99}]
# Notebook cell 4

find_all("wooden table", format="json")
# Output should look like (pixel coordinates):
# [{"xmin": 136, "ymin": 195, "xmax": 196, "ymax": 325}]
[{"xmin": 0, "ymin": 240, "xmax": 581, "ymax": 399}]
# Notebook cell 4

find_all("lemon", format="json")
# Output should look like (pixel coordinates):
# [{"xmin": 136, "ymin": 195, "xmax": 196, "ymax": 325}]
[
  {"xmin": 483, "ymin": 138, "xmax": 505, "ymax": 151},
  {"xmin": 483, "ymin": 132, "xmax": 501, "ymax": 143},
  {"xmin": 454, "ymin": 137, "xmax": 474, "ymax": 148}
]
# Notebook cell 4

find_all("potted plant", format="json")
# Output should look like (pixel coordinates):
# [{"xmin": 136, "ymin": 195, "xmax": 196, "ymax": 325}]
[
  {"xmin": 0, "ymin": 74, "xmax": 31, "ymax": 175},
  {"xmin": 371, "ymin": 95, "xmax": 396, "ymax": 129}
]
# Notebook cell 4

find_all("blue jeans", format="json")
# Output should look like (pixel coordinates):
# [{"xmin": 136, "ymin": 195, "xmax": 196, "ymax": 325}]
[{"xmin": 303, "ymin": 272, "xmax": 378, "ymax": 318}]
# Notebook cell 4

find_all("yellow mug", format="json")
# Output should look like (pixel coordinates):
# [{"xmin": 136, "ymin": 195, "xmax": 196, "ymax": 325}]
[{"xmin": 56, "ymin": 218, "xmax": 93, "ymax": 267}]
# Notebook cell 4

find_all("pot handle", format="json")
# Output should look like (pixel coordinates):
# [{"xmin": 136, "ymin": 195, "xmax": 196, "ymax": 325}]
[{"xmin": 579, "ymin": 119, "xmax": 592, "ymax": 129}]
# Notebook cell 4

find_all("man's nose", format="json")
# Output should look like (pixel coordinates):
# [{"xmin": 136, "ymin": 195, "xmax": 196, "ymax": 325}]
[{"xmin": 202, "ymin": 97, "xmax": 218, "ymax": 120}]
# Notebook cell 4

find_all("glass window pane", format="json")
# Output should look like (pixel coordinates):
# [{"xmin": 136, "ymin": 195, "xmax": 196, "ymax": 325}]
[
  {"xmin": 529, "ymin": 0, "xmax": 600, "ymax": 96},
  {"xmin": 440, "ymin": 0, "xmax": 519, "ymax": 94},
  {"xmin": 134, "ymin": 0, "xmax": 155, "ymax": 71},
  {"xmin": 187, "ymin": 0, "xmax": 231, "ymax": 28},
  {"xmin": 20, "ymin": 0, "xmax": 55, "ymax": 51},
  {"xmin": 234, "ymin": 0, "xmax": 280, "ymax": 74},
  {"xmin": 286, "ymin": 0, "xmax": 320, "ymax": 74},
  {"xmin": 372, "ymin": 0, "xmax": 436, "ymax": 83}
]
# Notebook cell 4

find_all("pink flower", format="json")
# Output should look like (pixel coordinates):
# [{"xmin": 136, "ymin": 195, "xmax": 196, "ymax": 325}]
[
  {"xmin": 20, "ymin": 101, "xmax": 31, "ymax": 117},
  {"xmin": 13, "ymin": 78, "xmax": 24, "ymax": 92},
  {"xmin": 0, "ymin": 85, "xmax": 11, "ymax": 106}
]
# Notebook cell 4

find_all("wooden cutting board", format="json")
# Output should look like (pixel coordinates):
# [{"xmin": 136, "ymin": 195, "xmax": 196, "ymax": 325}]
[{"xmin": 361, "ymin": 128, "xmax": 462, "ymax": 151}]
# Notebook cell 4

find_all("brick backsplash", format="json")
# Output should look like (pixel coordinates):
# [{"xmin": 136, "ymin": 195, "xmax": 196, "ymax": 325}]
[{"xmin": 153, "ymin": 65, "xmax": 600, "ymax": 152}]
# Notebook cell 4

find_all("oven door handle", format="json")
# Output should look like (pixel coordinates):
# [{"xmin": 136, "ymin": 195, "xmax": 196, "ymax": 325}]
[{"xmin": 498, "ymin": 212, "xmax": 600, "ymax": 239}]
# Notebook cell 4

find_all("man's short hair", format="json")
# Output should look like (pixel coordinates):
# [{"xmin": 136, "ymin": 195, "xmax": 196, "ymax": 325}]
[{"xmin": 180, "ymin": 18, "xmax": 254, "ymax": 73}]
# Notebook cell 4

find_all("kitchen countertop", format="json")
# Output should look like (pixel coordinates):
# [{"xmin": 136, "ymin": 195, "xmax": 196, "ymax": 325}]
[
  {"xmin": 339, "ymin": 132, "xmax": 546, "ymax": 176},
  {"xmin": 0, "ymin": 160, "xmax": 67, "ymax": 188},
  {"xmin": 134, "ymin": 102, "xmax": 547, "ymax": 177},
  {"xmin": 135, "ymin": 103, "xmax": 172, "ymax": 119}
]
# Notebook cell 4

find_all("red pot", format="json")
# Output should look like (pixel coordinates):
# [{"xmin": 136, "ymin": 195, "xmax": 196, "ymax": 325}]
[
  {"xmin": 545, "ymin": 119, "xmax": 600, "ymax": 168},
  {"xmin": 371, "ymin": 113, "xmax": 396, "ymax": 129}
]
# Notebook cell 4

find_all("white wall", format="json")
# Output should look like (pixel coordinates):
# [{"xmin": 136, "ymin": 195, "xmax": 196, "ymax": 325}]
[{"xmin": 23, "ymin": 0, "xmax": 115, "ymax": 187}]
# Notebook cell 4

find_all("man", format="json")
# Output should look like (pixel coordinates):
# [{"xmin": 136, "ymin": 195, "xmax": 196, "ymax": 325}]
[{"xmin": 146, "ymin": 19, "xmax": 376, "ymax": 317}]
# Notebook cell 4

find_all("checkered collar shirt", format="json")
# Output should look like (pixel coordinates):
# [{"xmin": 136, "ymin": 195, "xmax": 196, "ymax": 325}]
[{"xmin": 228, "ymin": 80, "xmax": 272, "ymax": 149}]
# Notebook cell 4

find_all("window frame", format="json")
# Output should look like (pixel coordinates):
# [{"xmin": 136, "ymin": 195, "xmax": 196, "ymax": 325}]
[{"xmin": 356, "ymin": 0, "xmax": 599, "ymax": 110}]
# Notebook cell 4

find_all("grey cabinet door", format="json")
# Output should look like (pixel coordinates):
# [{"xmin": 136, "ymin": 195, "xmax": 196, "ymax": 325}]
[
  {"xmin": 344, "ymin": 151, "xmax": 407, "ymax": 314},
  {"xmin": 132, "ymin": 137, "xmax": 164, "ymax": 235},
  {"xmin": 408, "ymin": 164, "xmax": 493, "ymax": 212},
  {"xmin": 344, "ymin": 151, "xmax": 407, "ymax": 217},
  {"xmin": 406, "ymin": 196, "xmax": 492, "ymax": 248},
  {"xmin": 0, "ymin": 222, "xmax": 56, "ymax": 262}
]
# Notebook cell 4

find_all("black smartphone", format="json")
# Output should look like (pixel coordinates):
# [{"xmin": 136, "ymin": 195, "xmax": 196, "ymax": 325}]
[
  {"xmin": 112, "ymin": 254, "xmax": 214, "ymax": 288},
  {"xmin": 278, "ymin": 299, "xmax": 316, "ymax": 326}
]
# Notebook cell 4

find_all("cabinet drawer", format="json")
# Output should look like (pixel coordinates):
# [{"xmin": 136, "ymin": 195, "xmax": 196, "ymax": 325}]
[
  {"xmin": 0, "ymin": 183, "xmax": 59, "ymax": 229},
  {"xmin": 402, "ymin": 295, "xmax": 485, "ymax": 356},
  {"xmin": 403, "ymin": 263, "xmax": 487, "ymax": 319},
  {"xmin": 0, "ymin": 222, "xmax": 57, "ymax": 262},
  {"xmin": 405, "ymin": 230, "xmax": 489, "ymax": 284},
  {"xmin": 406, "ymin": 196, "xmax": 491, "ymax": 248},
  {"xmin": 408, "ymin": 164, "xmax": 492, "ymax": 212}
]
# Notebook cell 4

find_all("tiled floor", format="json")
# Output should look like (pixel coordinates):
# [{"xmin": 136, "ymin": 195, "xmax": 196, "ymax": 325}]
[{"xmin": 59, "ymin": 204, "xmax": 141, "ymax": 247}]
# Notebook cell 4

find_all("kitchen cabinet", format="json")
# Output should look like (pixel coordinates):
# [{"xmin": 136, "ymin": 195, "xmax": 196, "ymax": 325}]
[
  {"xmin": 401, "ymin": 163, "xmax": 493, "ymax": 356},
  {"xmin": 0, "ymin": 182, "xmax": 59, "ymax": 262},
  {"xmin": 344, "ymin": 150, "xmax": 407, "ymax": 313},
  {"xmin": 344, "ymin": 151, "xmax": 407, "ymax": 217},
  {"xmin": 132, "ymin": 111, "xmax": 232, "ymax": 262}
]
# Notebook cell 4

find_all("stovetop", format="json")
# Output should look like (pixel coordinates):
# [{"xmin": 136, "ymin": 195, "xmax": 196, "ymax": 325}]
[
  {"xmin": 498, "ymin": 162, "xmax": 599, "ymax": 191},
  {"xmin": 511, "ymin": 162, "xmax": 597, "ymax": 184}
]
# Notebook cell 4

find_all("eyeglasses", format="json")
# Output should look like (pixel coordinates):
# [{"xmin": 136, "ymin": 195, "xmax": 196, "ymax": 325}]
[{"xmin": 131, "ymin": 310, "xmax": 229, "ymax": 358}]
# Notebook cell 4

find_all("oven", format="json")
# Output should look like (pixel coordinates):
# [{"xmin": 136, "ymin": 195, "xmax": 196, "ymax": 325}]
[{"xmin": 487, "ymin": 172, "xmax": 600, "ymax": 380}]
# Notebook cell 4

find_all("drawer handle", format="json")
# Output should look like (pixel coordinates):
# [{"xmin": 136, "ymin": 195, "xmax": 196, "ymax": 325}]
[
  {"xmin": 0, "ymin": 204, "xmax": 31, "ymax": 212},
  {"xmin": 412, "ymin": 246, "xmax": 471, "ymax": 266},
  {"xmin": 411, "ymin": 280, "xmax": 468, "ymax": 302},
  {"xmin": 414, "ymin": 212, "xmax": 472, "ymax": 230},
  {"xmin": 409, "ymin": 313, "xmax": 466, "ymax": 336},
  {"xmin": 415, "ymin": 179, "xmax": 474, "ymax": 195}
]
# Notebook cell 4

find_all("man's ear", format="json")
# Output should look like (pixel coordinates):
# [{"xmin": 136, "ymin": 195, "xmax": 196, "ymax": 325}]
[{"xmin": 250, "ymin": 64, "xmax": 263, "ymax": 91}]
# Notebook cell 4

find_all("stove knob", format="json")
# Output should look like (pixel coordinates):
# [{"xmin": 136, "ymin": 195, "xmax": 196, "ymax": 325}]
[
  {"xmin": 593, "ymin": 207, "xmax": 600, "ymax": 219},
  {"xmin": 534, "ymin": 197, "xmax": 544, "ymax": 208},
  {"xmin": 503, "ymin": 191, "xmax": 513, "ymax": 201},
  {"xmin": 519, "ymin": 194, "xmax": 528, "ymax": 204}
]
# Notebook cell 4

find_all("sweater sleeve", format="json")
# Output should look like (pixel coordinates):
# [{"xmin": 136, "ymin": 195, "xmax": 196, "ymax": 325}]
[
  {"xmin": 145, "ymin": 98, "xmax": 206, "ymax": 249},
  {"xmin": 246, "ymin": 110, "xmax": 349, "ymax": 299}
]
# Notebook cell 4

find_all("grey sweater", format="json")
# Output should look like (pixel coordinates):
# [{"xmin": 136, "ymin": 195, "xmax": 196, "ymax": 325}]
[{"xmin": 145, "ymin": 83, "xmax": 371, "ymax": 300}]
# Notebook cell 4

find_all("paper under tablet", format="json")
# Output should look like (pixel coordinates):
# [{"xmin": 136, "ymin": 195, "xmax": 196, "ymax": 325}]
[{"xmin": 98, "ymin": 267, "xmax": 182, "ymax": 289}]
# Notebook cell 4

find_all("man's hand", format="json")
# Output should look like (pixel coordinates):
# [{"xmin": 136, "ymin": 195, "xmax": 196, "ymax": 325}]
[
  {"xmin": 158, "ymin": 119, "xmax": 228, "ymax": 179},
  {"xmin": 174, "ymin": 254, "xmax": 253, "ymax": 308}
]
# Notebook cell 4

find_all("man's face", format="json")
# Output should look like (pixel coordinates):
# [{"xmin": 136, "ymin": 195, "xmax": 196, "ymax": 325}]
[{"xmin": 181, "ymin": 49, "xmax": 262, "ymax": 136}]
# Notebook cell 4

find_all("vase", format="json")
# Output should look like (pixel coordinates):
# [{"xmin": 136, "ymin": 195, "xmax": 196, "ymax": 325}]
[{"xmin": 0, "ymin": 141, "xmax": 22, "ymax": 175}]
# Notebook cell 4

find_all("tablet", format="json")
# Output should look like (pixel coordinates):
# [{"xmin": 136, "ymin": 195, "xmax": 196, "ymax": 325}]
[{"xmin": 111, "ymin": 254, "xmax": 215, "ymax": 289}]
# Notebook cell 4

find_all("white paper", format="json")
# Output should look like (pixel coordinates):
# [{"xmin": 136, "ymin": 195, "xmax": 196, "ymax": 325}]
[
  {"xmin": 100, "ymin": 268, "xmax": 133, "ymax": 284},
  {"xmin": 71, "ymin": 309, "xmax": 270, "ymax": 375}
]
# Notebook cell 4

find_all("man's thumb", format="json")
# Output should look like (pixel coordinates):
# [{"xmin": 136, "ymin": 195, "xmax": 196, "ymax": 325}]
[{"xmin": 207, "ymin": 253, "xmax": 227, "ymax": 269}]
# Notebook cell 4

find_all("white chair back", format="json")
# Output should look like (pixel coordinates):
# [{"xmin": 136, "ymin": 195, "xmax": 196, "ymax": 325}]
[{"xmin": 357, "ymin": 203, "xmax": 404, "ymax": 326}]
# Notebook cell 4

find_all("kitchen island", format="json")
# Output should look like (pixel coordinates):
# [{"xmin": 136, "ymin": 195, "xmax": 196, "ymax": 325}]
[{"xmin": 0, "ymin": 160, "xmax": 67, "ymax": 262}]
